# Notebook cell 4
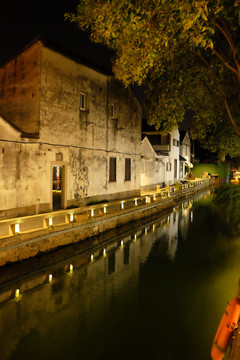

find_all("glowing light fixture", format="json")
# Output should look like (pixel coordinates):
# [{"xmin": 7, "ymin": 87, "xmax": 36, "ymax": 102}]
[
  {"xmin": 153, "ymin": 224, "xmax": 155, "ymax": 231},
  {"xmin": 70, "ymin": 213, "xmax": 74, "ymax": 222},
  {"xmin": 49, "ymin": 217, "xmax": 53, "ymax": 226},
  {"xmin": 103, "ymin": 206, "xmax": 107, "ymax": 214},
  {"xmin": 70, "ymin": 264, "xmax": 73, "ymax": 272},
  {"xmin": 103, "ymin": 248, "xmax": 106, "ymax": 256},
  {"xmin": 134, "ymin": 234, "xmax": 137, "ymax": 241},
  {"xmin": 15, "ymin": 223, "xmax": 20, "ymax": 233},
  {"xmin": 49, "ymin": 274, "xmax": 53, "ymax": 283},
  {"xmin": 135, "ymin": 199, "xmax": 138, "ymax": 206},
  {"xmin": 121, "ymin": 202, "xmax": 124, "ymax": 209},
  {"xmin": 91, "ymin": 254, "xmax": 94, "ymax": 261},
  {"xmin": 121, "ymin": 240, "xmax": 124, "ymax": 247},
  {"xmin": 153, "ymin": 195, "xmax": 156, "ymax": 201},
  {"xmin": 91, "ymin": 209, "xmax": 94, "ymax": 217},
  {"xmin": 145, "ymin": 227, "xmax": 147, "ymax": 235},
  {"xmin": 15, "ymin": 288, "xmax": 20, "ymax": 298}
]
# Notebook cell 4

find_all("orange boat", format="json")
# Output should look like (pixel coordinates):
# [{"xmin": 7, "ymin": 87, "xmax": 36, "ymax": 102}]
[{"xmin": 211, "ymin": 297, "xmax": 240, "ymax": 360}]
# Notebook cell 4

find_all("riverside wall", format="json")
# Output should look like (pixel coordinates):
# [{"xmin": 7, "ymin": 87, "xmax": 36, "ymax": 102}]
[{"xmin": 0, "ymin": 180, "xmax": 210, "ymax": 267}]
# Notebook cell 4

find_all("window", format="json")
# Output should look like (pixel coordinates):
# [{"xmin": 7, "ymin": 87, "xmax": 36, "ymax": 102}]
[
  {"xmin": 110, "ymin": 104, "xmax": 114, "ymax": 118},
  {"xmin": 173, "ymin": 139, "xmax": 179, "ymax": 147},
  {"xmin": 125, "ymin": 158, "xmax": 131, "ymax": 181},
  {"xmin": 110, "ymin": 103, "xmax": 118, "ymax": 118},
  {"xmin": 109, "ymin": 157, "xmax": 116, "ymax": 182},
  {"xmin": 174, "ymin": 159, "xmax": 177, "ymax": 178},
  {"xmin": 80, "ymin": 92, "xmax": 86, "ymax": 110},
  {"xmin": 166, "ymin": 162, "xmax": 172, "ymax": 171}
]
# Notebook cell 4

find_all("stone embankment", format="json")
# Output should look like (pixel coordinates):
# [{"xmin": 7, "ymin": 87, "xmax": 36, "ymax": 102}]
[{"xmin": 0, "ymin": 180, "xmax": 210, "ymax": 267}]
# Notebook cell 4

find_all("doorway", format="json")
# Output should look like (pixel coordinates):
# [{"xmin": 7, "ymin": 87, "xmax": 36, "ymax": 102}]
[{"xmin": 52, "ymin": 165, "xmax": 63, "ymax": 210}]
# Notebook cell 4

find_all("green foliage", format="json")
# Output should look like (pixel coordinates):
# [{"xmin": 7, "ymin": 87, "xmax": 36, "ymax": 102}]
[
  {"xmin": 192, "ymin": 163, "xmax": 219, "ymax": 177},
  {"xmin": 67, "ymin": 0, "xmax": 240, "ymax": 155},
  {"xmin": 192, "ymin": 162, "xmax": 230, "ymax": 177},
  {"xmin": 212, "ymin": 184, "xmax": 240, "ymax": 233}
]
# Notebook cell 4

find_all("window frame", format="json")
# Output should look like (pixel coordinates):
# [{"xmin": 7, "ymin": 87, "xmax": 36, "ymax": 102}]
[
  {"xmin": 125, "ymin": 158, "xmax": 131, "ymax": 181},
  {"xmin": 80, "ymin": 92, "xmax": 86, "ymax": 111},
  {"xmin": 110, "ymin": 103, "xmax": 115, "ymax": 118},
  {"xmin": 109, "ymin": 157, "xmax": 117, "ymax": 182}
]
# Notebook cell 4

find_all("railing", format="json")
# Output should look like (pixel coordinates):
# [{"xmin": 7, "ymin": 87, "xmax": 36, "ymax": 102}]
[{"xmin": 0, "ymin": 180, "xmax": 208, "ymax": 239}]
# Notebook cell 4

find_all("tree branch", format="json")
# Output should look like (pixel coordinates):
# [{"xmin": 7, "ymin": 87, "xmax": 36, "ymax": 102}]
[
  {"xmin": 211, "ymin": 48, "xmax": 238, "ymax": 75},
  {"xmin": 194, "ymin": 51, "xmax": 240, "ymax": 135}
]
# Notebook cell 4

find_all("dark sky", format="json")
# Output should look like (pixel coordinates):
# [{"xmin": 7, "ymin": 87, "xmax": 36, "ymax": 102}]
[{"xmin": 0, "ymin": 0, "xmax": 113, "ymax": 66}]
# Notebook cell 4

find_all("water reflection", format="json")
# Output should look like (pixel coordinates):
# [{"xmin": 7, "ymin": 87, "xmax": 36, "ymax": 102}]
[{"xmin": 1, "ymin": 189, "xmax": 239, "ymax": 360}]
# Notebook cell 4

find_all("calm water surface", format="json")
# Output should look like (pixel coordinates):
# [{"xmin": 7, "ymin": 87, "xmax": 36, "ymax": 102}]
[{"xmin": 0, "ymin": 190, "xmax": 240, "ymax": 360}]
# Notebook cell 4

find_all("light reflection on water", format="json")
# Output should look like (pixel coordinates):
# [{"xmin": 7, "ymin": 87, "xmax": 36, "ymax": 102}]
[{"xmin": 0, "ymin": 190, "xmax": 239, "ymax": 360}]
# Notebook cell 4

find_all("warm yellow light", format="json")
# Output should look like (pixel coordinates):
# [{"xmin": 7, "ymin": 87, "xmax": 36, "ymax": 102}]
[
  {"xmin": 70, "ymin": 264, "xmax": 73, "ymax": 272},
  {"xmin": 153, "ymin": 195, "xmax": 156, "ymax": 201},
  {"xmin": 49, "ymin": 217, "xmax": 53, "ymax": 226},
  {"xmin": 15, "ymin": 223, "xmax": 20, "ymax": 233},
  {"xmin": 70, "ymin": 213, "xmax": 74, "ymax": 222},
  {"xmin": 121, "ymin": 240, "xmax": 124, "ymax": 247},
  {"xmin": 49, "ymin": 274, "xmax": 53, "ymax": 283},
  {"xmin": 134, "ymin": 234, "xmax": 137, "ymax": 241},
  {"xmin": 145, "ymin": 196, "xmax": 148, "ymax": 203},
  {"xmin": 15, "ymin": 288, "xmax": 20, "ymax": 298},
  {"xmin": 103, "ymin": 206, "xmax": 107, "ymax": 213},
  {"xmin": 91, "ymin": 209, "xmax": 94, "ymax": 217},
  {"xmin": 135, "ymin": 199, "xmax": 138, "ymax": 206},
  {"xmin": 91, "ymin": 254, "xmax": 94, "ymax": 261},
  {"xmin": 103, "ymin": 248, "xmax": 106, "ymax": 256},
  {"xmin": 121, "ymin": 202, "xmax": 124, "ymax": 209},
  {"xmin": 153, "ymin": 224, "xmax": 155, "ymax": 231},
  {"xmin": 145, "ymin": 227, "xmax": 147, "ymax": 235}
]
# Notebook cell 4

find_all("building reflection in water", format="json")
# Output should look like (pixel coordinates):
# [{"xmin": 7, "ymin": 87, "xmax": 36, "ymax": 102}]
[{"xmin": 0, "ymin": 191, "xmax": 209, "ymax": 360}]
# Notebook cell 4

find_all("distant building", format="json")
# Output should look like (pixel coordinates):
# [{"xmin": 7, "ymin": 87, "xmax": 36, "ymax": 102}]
[
  {"xmin": 0, "ymin": 39, "xmax": 142, "ymax": 219},
  {"xmin": 179, "ymin": 131, "xmax": 192, "ymax": 175},
  {"xmin": 141, "ymin": 127, "xmax": 184, "ymax": 190}
]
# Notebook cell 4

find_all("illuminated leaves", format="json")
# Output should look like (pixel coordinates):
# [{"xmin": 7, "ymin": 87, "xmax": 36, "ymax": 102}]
[{"xmin": 68, "ymin": 0, "xmax": 240, "ymax": 156}]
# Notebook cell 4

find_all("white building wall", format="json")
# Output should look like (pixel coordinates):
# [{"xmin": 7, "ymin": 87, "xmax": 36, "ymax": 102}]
[
  {"xmin": 141, "ymin": 137, "xmax": 165, "ymax": 191},
  {"xmin": 164, "ymin": 128, "xmax": 180, "ymax": 186}
]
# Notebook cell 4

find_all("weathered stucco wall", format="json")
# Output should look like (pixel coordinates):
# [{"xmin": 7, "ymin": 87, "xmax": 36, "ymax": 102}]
[
  {"xmin": 39, "ymin": 46, "xmax": 141, "ymax": 208},
  {"xmin": 0, "ymin": 116, "xmax": 73, "ymax": 218},
  {"xmin": 0, "ymin": 42, "xmax": 142, "ymax": 219},
  {"xmin": 141, "ymin": 137, "xmax": 165, "ymax": 189},
  {"xmin": 0, "ymin": 41, "xmax": 42, "ymax": 135}
]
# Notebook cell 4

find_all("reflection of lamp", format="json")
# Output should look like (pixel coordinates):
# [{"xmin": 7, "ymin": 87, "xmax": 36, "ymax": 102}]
[{"xmin": 56, "ymin": 166, "xmax": 60, "ymax": 189}]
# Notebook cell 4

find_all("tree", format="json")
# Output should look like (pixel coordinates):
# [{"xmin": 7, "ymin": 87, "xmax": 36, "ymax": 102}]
[{"xmin": 67, "ymin": 0, "xmax": 240, "ymax": 157}]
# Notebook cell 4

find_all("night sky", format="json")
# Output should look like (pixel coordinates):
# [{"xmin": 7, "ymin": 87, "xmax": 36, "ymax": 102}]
[{"xmin": 0, "ymin": 0, "xmax": 113, "ymax": 66}]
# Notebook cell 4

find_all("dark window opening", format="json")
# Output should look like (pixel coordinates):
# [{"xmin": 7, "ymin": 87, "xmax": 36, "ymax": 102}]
[
  {"xmin": 125, "ymin": 158, "xmax": 131, "ymax": 181},
  {"xmin": 109, "ymin": 157, "xmax": 116, "ymax": 182}
]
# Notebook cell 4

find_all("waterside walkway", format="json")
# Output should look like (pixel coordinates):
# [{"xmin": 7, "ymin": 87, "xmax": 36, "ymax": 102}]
[{"xmin": 0, "ymin": 179, "xmax": 210, "ymax": 267}]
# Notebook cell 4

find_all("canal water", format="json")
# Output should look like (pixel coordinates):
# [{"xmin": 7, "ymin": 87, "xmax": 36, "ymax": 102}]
[{"xmin": 0, "ymin": 190, "xmax": 240, "ymax": 360}]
